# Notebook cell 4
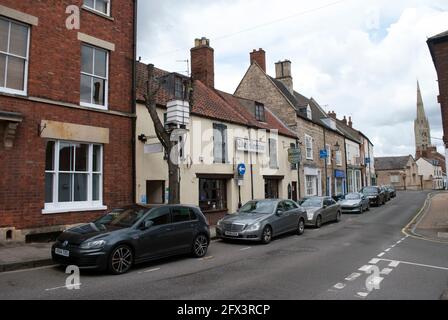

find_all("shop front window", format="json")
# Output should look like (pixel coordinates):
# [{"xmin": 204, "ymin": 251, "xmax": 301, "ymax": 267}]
[{"xmin": 199, "ymin": 178, "xmax": 227, "ymax": 211}]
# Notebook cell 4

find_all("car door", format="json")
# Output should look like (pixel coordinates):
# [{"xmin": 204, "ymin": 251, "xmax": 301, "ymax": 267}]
[
  {"xmin": 322, "ymin": 198, "xmax": 335, "ymax": 222},
  {"xmin": 283, "ymin": 200, "xmax": 300, "ymax": 232},
  {"xmin": 137, "ymin": 206, "xmax": 174, "ymax": 260},
  {"xmin": 169, "ymin": 206, "xmax": 197, "ymax": 253},
  {"xmin": 270, "ymin": 201, "xmax": 287, "ymax": 235}
]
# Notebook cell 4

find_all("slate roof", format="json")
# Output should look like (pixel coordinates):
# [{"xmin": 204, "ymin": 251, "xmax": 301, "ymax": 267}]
[
  {"xmin": 375, "ymin": 156, "xmax": 412, "ymax": 171},
  {"xmin": 136, "ymin": 62, "xmax": 297, "ymax": 138}
]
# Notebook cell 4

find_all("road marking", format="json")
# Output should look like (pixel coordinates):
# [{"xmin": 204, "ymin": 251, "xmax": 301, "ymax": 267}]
[
  {"xmin": 345, "ymin": 273, "xmax": 361, "ymax": 281},
  {"xmin": 334, "ymin": 283, "xmax": 346, "ymax": 289},
  {"xmin": 140, "ymin": 268, "xmax": 161, "ymax": 274},
  {"xmin": 389, "ymin": 260, "xmax": 400, "ymax": 268},
  {"xmin": 385, "ymin": 248, "xmax": 391, "ymax": 252},
  {"xmin": 239, "ymin": 247, "xmax": 252, "ymax": 251},
  {"xmin": 377, "ymin": 252, "xmax": 385, "ymax": 257},
  {"xmin": 380, "ymin": 268, "xmax": 393, "ymax": 275},
  {"xmin": 45, "ymin": 283, "xmax": 82, "ymax": 291},
  {"xmin": 357, "ymin": 292, "xmax": 369, "ymax": 298},
  {"xmin": 366, "ymin": 276, "xmax": 384, "ymax": 287},
  {"xmin": 379, "ymin": 259, "xmax": 448, "ymax": 271},
  {"xmin": 359, "ymin": 265, "xmax": 374, "ymax": 272},
  {"xmin": 369, "ymin": 258, "xmax": 380, "ymax": 264}
]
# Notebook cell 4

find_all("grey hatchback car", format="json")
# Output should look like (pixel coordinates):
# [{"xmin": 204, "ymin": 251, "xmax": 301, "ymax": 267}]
[
  {"xmin": 216, "ymin": 199, "xmax": 307, "ymax": 244},
  {"xmin": 52, "ymin": 204, "xmax": 210, "ymax": 275},
  {"xmin": 301, "ymin": 197, "xmax": 342, "ymax": 228}
]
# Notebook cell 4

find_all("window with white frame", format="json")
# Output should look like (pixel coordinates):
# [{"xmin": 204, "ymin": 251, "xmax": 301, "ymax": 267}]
[
  {"xmin": 305, "ymin": 134, "xmax": 313, "ymax": 160},
  {"xmin": 335, "ymin": 150, "xmax": 342, "ymax": 166},
  {"xmin": 80, "ymin": 44, "xmax": 108, "ymax": 109},
  {"xmin": 390, "ymin": 175, "xmax": 400, "ymax": 183},
  {"xmin": 45, "ymin": 140, "xmax": 104, "ymax": 212},
  {"xmin": 326, "ymin": 144, "xmax": 331, "ymax": 165},
  {"xmin": 268, "ymin": 138, "xmax": 278, "ymax": 169},
  {"xmin": 306, "ymin": 105, "xmax": 312, "ymax": 120},
  {"xmin": 306, "ymin": 175, "xmax": 317, "ymax": 196},
  {"xmin": 84, "ymin": 0, "xmax": 111, "ymax": 16},
  {"xmin": 0, "ymin": 17, "xmax": 30, "ymax": 95}
]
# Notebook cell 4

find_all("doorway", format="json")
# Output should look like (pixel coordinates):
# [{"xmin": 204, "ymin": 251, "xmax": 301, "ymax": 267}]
[{"xmin": 146, "ymin": 180, "xmax": 165, "ymax": 204}]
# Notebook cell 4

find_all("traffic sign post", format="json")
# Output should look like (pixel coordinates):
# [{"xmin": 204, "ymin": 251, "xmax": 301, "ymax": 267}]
[{"xmin": 319, "ymin": 149, "xmax": 328, "ymax": 159}]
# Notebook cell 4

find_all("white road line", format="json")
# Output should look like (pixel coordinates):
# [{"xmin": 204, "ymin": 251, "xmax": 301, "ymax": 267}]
[
  {"xmin": 357, "ymin": 292, "xmax": 369, "ymax": 298},
  {"xmin": 391, "ymin": 245, "xmax": 396, "ymax": 248},
  {"xmin": 334, "ymin": 283, "xmax": 346, "ymax": 290},
  {"xmin": 45, "ymin": 283, "xmax": 81, "ymax": 291},
  {"xmin": 345, "ymin": 273, "xmax": 361, "ymax": 281},
  {"xmin": 380, "ymin": 268, "xmax": 393, "ymax": 275},
  {"xmin": 385, "ymin": 248, "xmax": 391, "ymax": 252},
  {"xmin": 359, "ymin": 265, "xmax": 374, "ymax": 272},
  {"xmin": 140, "ymin": 268, "xmax": 161, "ymax": 274},
  {"xmin": 369, "ymin": 258, "xmax": 380, "ymax": 264},
  {"xmin": 389, "ymin": 260, "xmax": 400, "ymax": 268},
  {"xmin": 379, "ymin": 259, "xmax": 448, "ymax": 271},
  {"xmin": 366, "ymin": 276, "xmax": 384, "ymax": 287},
  {"xmin": 377, "ymin": 252, "xmax": 385, "ymax": 257},
  {"xmin": 239, "ymin": 247, "xmax": 252, "ymax": 251}
]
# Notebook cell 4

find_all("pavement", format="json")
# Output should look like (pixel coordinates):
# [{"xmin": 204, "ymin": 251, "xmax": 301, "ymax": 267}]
[
  {"xmin": 0, "ymin": 190, "xmax": 447, "ymax": 300},
  {"xmin": 408, "ymin": 191, "xmax": 448, "ymax": 242},
  {"xmin": 0, "ymin": 226, "xmax": 217, "ymax": 273}
]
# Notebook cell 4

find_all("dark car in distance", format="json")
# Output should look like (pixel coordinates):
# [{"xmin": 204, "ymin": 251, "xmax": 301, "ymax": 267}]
[
  {"xmin": 52, "ymin": 205, "xmax": 210, "ymax": 275},
  {"xmin": 381, "ymin": 186, "xmax": 391, "ymax": 202},
  {"xmin": 385, "ymin": 185, "xmax": 397, "ymax": 198},
  {"xmin": 360, "ymin": 186, "xmax": 386, "ymax": 207}
]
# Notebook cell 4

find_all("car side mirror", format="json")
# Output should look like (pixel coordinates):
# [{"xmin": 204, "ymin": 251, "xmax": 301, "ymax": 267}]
[
  {"xmin": 141, "ymin": 220, "xmax": 154, "ymax": 230},
  {"xmin": 276, "ymin": 209, "xmax": 284, "ymax": 216}
]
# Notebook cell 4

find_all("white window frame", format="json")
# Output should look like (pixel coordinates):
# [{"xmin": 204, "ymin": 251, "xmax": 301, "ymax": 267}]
[
  {"xmin": 83, "ymin": 0, "xmax": 111, "ymax": 16},
  {"xmin": 268, "ymin": 137, "xmax": 278, "ymax": 169},
  {"xmin": 326, "ymin": 144, "xmax": 331, "ymax": 165},
  {"xmin": 80, "ymin": 44, "xmax": 109, "ymax": 110},
  {"xmin": 306, "ymin": 105, "xmax": 312, "ymax": 120},
  {"xmin": 43, "ymin": 140, "xmax": 106, "ymax": 214},
  {"xmin": 305, "ymin": 134, "xmax": 313, "ymax": 160},
  {"xmin": 306, "ymin": 175, "xmax": 317, "ymax": 196},
  {"xmin": 335, "ymin": 150, "xmax": 342, "ymax": 166},
  {"xmin": 0, "ymin": 17, "xmax": 30, "ymax": 96}
]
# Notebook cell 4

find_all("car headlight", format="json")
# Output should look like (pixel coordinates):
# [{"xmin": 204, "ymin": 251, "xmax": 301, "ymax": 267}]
[
  {"xmin": 245, "ymin": 223, "xmax": 261, "ymax": 232},
  {"xmin": 217, "ymin": 219, "xmax": 224, "ymax": 227},
  {"xmin": 307, "ymin": 213, "xmax": 314, "ymax": 220},
  {"xmin": 80, "ymin": 240, "xmax": 106, "ymax": 249}
]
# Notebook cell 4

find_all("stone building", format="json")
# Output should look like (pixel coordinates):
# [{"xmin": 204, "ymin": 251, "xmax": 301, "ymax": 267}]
[{"xmin": 375, "ymin": 155, "xmax": 421, "ymax": 190}]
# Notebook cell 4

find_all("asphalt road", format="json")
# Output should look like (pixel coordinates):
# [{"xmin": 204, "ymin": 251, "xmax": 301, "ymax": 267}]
[{"xmin": 1, "ymin": 190, "xmax": 447, "ymax": 300}]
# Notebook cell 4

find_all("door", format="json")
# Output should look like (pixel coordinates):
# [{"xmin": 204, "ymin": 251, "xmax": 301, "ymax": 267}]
[
  {"xmin": 292, "ymin": 182, "xmax": 298, "ymax": 202},
  {"xmin": 170, "ymin": 206, "xmax": 197, "ymax": 253},
  {"xmin": 137, "ymin": 206, "xmax": 174, "ymax": 260},
  {"xmin": 322, "ymin": 198, "xmax": 336, "ymax": 222},
  {"xmin": 265, "ymin": 179, "xmax": 279, "ymax": 199},
  {"xmin": 283, "ymin": 200, "xmax": 300, "ymax": 232},
  {"xmin": 146, "ymin": 180, "xmax": 165, "ymax": 204},
  {"xmin": 270, "ymin": 202, "xmax": 287, "ymax": 235}
]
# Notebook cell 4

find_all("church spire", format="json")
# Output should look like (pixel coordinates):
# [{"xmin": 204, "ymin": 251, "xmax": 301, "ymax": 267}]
[
  {"xmin": 417, "ymin": 80, "xmax": 426, "ymax": 120},
  {"xmin": 415, "ymin": 80, "xmax": 432, "ymax": 157}
]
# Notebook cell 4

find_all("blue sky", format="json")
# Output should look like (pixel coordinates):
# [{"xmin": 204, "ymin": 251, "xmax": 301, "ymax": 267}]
[{"xmin": 137, "ymin": 0, "xmax": 448, "ymax": 157}]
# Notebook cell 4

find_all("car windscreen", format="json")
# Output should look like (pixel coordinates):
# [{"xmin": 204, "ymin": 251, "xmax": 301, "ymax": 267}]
[
  {"xmin": 301, "ymin": 198, "xmax": 322, "ymax": 208},
  {"xmin": 239, "ymin": 201, "xmax": 276, "ymax": 214},
  {"xmin": 362, "ymin": 187, "xmax": 378, "ymax": 194},
  {"xmin": 95, "ymin": 206, "xmax": 148, "ymax": 228},
  {"xmin": 345, "ymin": 193, "xmax": 361, "ymax": 200}
]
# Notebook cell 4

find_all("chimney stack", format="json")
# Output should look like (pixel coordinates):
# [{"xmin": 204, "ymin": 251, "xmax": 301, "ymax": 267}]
[
  {"xmin": 190, "ymin": 37, "xmax": 214, "ymax": 88},
  {"xmin": 328, "ymin": 110, "xmax": 337, "ymax": 119},
  {"xmin": 348, "ymin": 116, "xmax": 353, "ymax": 128},
  {"xmin": 250, "ymin": 49, "xmax": 266, "ymax": 72},
  {"xmin": 275, "ymin": 60, "xmax": 293, "ymax": 94},
  {"xmin": 342, "ymin": 116, "xmax": 347, "ymax": 125}
]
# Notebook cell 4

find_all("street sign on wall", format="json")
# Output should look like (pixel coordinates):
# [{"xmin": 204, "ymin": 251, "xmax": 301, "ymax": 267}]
[
  {"xmin": 319, "ymin": 149, "xmax": 328, "ymax": 159},
  {"xmin": 288, "ymin": 148, "xmax": 301, "ymax": 164}
]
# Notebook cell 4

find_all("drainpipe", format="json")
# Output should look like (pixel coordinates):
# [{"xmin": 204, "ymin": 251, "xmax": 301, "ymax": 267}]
[
  {"xmin": 131, "ymin": 0, "xmax": 138, "ymax": 203},
  {"xmin": 296, "ymin": 138, "xmax": 301, "ymax": 200},
  {"xmin": 344, "ymin": 139, "xmax": 349, "ymax": 194},
  {"xmin": 249, "ymin": 128, "xmax": 254, "ymax": 200},
  {"xmin": 323, "ymin": 128, "xmax": 328, "ymax": 196}
]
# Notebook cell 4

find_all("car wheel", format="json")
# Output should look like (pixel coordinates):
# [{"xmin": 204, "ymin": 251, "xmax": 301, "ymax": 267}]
[
  {"xmin": 367, "ymin": 204, "xmax": 370, "ymax": 211},
  {"xmin": 336, "ymin": 211, "xmax": 342, "ymax": 222},
  {"xmin": 109, "ymin": 245, "xmax": 133, "ymax": 275},
  {"xmin": 261, "ymin": 226, "xmax": 273, "ymax": 244},
  {"xmin": 297, "ymin": 219, "xmax": 305, "ymax": 235},
  {"xmin": 315, "ymin": 215, "xmax": 322, "ymax": 228},
  {"xmin": 192, "ymin": 234, "xmax": 209, "ymax": 258},
  {"xmin": 359, "ymin": 206, "xmax": 364, "ymax": 213}
]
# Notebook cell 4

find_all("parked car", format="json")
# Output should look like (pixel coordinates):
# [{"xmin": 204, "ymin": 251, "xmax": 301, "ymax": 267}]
[
  {"xmin": 298, "ymin": 197, "xmax": 313, "ymax": 205},
  {"xmin": 332, "ymin": 193, "xmax": 346, "ymax": 202},
  {"xmin": 52, "ymin": 204, "xmax": 210, "ymax": 275},
  {"xmin": 216, "ymin": 199, "xmax": 307, "ymax": 244},
  {"xmin": 385, "ymin": 185, "xmax": 397, "ymax": 198},
  {"xmin": 301, "ymin": 197, "xmax": 342, "ymax": 228},
  {"xmin": 339, "ymin": 192, "xmax": 370, "ymax": 214},
  {"xmin": 360, "ymin": 186, "xmax": 386, "ymax": 207},
  {"xmin": 381, "ymin": 186, "xmax": 391, "ymax": 202}
]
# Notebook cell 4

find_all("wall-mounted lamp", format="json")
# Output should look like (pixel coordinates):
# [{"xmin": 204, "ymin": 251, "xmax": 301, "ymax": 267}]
[
  {"xmin": 334, "ymin": 141, "xmax": 340, "ymax": 152},
  {"xmin": 138, "ymin": 134, "xmax": 148, "ymax": 143}
]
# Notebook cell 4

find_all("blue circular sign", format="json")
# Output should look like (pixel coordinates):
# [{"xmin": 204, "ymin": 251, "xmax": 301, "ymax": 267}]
[{"xmin": 237, "ymin": 164, "xmax": 246, "ymax": 176}]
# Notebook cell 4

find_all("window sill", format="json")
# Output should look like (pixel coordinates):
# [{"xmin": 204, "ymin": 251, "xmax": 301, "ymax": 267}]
[
  {"xmin": 81, "ymin": 5, "xmax": 114, "ymax": 21},
  {"xmin": 42, "ymin": 205, "xmax": 107, "ymax": 215},
  {"xmin": 0, "ymin": 88, "xmax": 27, "ymax": 97},
  {"xmin": 80, "ymin": 102, "xmax": 108, "ymax": 111}
]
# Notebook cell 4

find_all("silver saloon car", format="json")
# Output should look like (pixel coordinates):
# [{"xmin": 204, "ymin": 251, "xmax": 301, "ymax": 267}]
[
  {"xmin": 301, "ymin": 197, "xmax": 342, "ymax": 228},
  {"xmin": 216, "ymin": 199, "xmax": 307, "ymax": 244},
  {"xmin": 339, "ymin": 193, "xmax": 370, "ymax": 213}
]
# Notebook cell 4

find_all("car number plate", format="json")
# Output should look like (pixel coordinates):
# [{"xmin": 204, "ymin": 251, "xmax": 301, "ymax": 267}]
[
  {"xmin": 225, "ymin": 231, "xmax": 239, "ymax": 237},
  {"xmin": 55, "ymin": 248, "xmax": 70, "ymax": 257}
]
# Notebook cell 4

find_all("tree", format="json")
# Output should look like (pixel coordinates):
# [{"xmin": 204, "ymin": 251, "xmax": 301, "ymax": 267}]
[{"xmin": 144, "ymin": 64, "xmax": 192, "ymax": 204}]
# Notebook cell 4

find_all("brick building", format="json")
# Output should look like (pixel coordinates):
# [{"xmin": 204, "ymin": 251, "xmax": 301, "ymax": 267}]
[
  {"xmin": 427, "ymin": 31, "xmax": 448, "ymax": 188},
  {"xmin": 0, "ymin": 1, "xmax": 137, "ymax": 242},
  {"xmin": 375, "ymin": 155, "xmax": 421, "ymax": 191}
]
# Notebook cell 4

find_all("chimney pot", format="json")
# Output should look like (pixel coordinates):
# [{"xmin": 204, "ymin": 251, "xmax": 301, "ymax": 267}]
[
  {"xmin": 342, "ymin": 116, "xmax": 347, "ymax": 125},
  {"xmin": 348, "ymin": 116, "xmax": 353, "ymax": 128},
  {"xmin": 250, "ymin": 48, "xmax": 266, "ymax": 73}
]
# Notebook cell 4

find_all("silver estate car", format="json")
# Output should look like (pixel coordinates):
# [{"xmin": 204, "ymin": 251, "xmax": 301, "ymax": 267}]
[
  {"xmin": 339, "ymin": 193, "xmax": 370, "ymax": 213},
  {"xmin": 301, "ymin": 197, "xmax": 342, "ymax": 228},
  {"xmin": 216, "ymin": 199, "xmax": 307, "ymax": 244}
]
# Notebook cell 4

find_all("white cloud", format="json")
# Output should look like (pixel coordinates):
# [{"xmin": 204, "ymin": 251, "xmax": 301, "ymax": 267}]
[{"xmin": 138, "ymin": 0, "xmax": 448, "ymax": 156}]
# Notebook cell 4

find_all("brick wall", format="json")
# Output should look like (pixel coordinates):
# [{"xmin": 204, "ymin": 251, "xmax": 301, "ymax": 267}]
[{"xmin": 0, "ymin": 1, "xmax": 135, "ymax": 232}]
